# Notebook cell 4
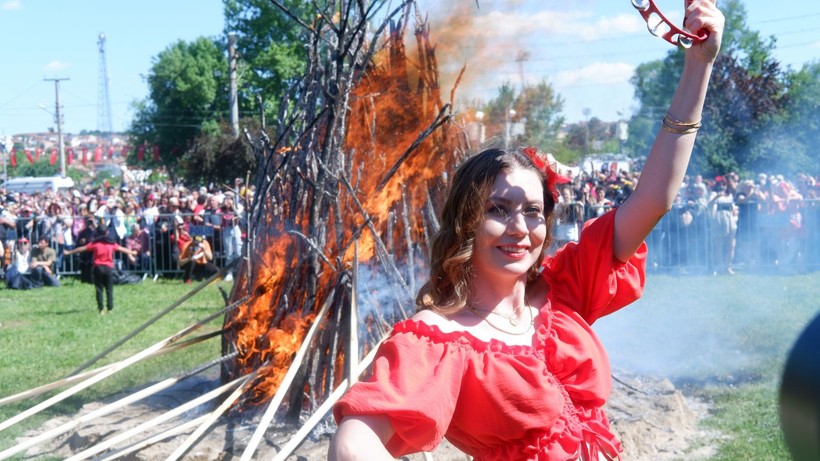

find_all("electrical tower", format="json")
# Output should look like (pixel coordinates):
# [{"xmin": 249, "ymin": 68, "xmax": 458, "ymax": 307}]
[{"xmin": 97, "ymin": 33, "xmax": 113, "ymax": 142}]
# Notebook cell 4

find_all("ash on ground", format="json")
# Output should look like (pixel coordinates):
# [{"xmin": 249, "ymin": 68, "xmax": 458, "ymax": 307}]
[{"xmin": 19, "ymin": 369, "xmax": 719, "ymax": 460}]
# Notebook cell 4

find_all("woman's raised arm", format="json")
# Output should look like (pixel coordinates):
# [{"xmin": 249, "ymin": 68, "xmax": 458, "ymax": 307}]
[{"xmin": 613, "ymin": 0, "xmax": 724, "ymax": 262}]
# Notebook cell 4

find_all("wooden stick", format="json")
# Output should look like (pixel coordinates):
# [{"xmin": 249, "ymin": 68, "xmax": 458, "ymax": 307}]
[
  {"xmin": 62, "ymin": 374, "xmax": 251, "ymax": 461},
  {"xmin": 401, "ymin": 184, "xmax": 416, "ymax": 294},
  {"xmin": 271, "ymin": 338, "xmax": 384, "ymax": 461},
  {"xmin": 349, "ymin": 240, "xmax": 360, "ymax": 385},
  {"xmin": 238, "ymin": 289, "xmax": 336, "ymax": 461},
  {"xmin": 0, "ymin": 366, "xmax": 109, "ymax": 407},
  {"xmin": 164, "ymin": 371, "xmax": 258, "ymax": 461},
  {"xmin": 0, "ymin": 329, "xmax": 223, "ymax": 409},
  {"xmin": 0, "ymin": 302, "xmax": 242, "ymax": 434},
  {"xmin": 68, "ymin": 263, "xmax": 238, "ymax": 376},
  {"xmin": 0, "ymin": 340, "xmax": 168, "ymax": 434},
  {"xmin": 93, "ymin": 414, "xmax": 209, "ymax": 461},
  {"xmin": 375, "ymin": 103, "xmax": 452, "ymax": 192},
  {"xmin": 1, "ymin": 373, "xmax": 193, "ymax": 460}
]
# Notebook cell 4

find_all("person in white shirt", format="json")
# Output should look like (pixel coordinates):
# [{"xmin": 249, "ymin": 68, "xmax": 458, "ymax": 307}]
[{"xmin": 95, "ymin": 198, "xmax": 127, "ymax": 243}]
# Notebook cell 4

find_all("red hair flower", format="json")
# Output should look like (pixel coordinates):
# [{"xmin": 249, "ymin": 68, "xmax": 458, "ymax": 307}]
[{"xmin": 521, "ymin": 147, "xmax": 559, "ymax": 202}]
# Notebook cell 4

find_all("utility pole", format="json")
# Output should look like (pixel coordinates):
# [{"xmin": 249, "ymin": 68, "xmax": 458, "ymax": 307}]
[
  {"xmin": 228, "ymin": 33, "xmax": 239, "ymax": 138},
  {"xmin": 515, "ymin": 49, "xmax": 530, "ymax": 93},
  {"xmin": 44, "ymin": 77, "xmax": 70, "ymax": 177}
]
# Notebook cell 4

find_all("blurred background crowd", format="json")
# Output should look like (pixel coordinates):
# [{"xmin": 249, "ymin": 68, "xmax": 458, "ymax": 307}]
[{"xmin": 1, "ymin": 164, "xmax": 818, "ymax": 291}]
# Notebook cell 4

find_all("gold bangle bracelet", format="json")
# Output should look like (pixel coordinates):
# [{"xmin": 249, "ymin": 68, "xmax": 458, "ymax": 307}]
[
  {"xmin": 662, "ymin": 120, "xmax": 700, "ymax": 134},
  {"xmin": 664, "ymin": 112, "xmax": 702, "ymax": 129}
]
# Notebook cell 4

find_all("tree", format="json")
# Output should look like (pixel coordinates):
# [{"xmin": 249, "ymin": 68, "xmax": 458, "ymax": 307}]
[
  {"xmin": 698, "ymin": 53, "xmax": 787, "ymax": 174},
  {"xmin": 223, "ymin": 0, "xmax": 310, "ymax": 120},
  {"xmin": 626, "ymin": 0, "xmax": 792, "ymax": 177},
  {"xmin": 129, "ymin": 37, "xmax": 228, "ymax": 180},
  {"xmin": 182, "ymin": 119, "xmax": 258, "ymax": 185},
  {"xmin": 516, "ymin": 79, "xmax": 565, "ymax": 151},
  {"xmin": 766, "ymin": 61, "xmax": 820, "ymax": 175},
  {"xmin": 481, "ymin": 80, "xmax": 564, "ymax": 152}
]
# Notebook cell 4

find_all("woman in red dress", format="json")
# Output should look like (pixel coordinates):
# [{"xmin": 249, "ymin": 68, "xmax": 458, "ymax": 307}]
[{"xmin": 330, "ymin": 2, "xmax": 724, "ymax": 459}]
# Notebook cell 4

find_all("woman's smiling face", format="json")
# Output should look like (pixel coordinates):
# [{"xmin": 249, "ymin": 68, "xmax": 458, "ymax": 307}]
[{"xmin": 471, "ymin": 167, "xmax": 547, "ymax": 283}]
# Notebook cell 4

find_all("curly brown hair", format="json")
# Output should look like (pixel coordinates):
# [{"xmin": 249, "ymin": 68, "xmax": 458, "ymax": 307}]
[{"xmin": 416, "ymin": 147, "xmax": 557, "ymax": 315}]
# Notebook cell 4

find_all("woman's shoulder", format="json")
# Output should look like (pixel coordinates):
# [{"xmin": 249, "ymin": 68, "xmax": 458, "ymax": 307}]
[{"xmin": 410, "ymin": 309, "xmax": 452, "ymax": 329}]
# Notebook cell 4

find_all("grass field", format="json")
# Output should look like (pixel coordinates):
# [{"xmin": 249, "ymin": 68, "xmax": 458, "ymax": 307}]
[
  {"xmin": 1, "ymin": 272, "xmax": 818, "ymax": 459},
  {"xmin": 0, "ymin": 277, "xmax": 230, "ymax": 455},
  {"xmin": 596, "ymin": 271, "xmax": 820, "ymax": 460}
]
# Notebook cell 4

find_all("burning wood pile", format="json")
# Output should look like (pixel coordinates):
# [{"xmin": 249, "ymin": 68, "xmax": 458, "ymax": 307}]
[{"xmin": 218, "ymin": 0, "xmax": 469, "ymax": 455}]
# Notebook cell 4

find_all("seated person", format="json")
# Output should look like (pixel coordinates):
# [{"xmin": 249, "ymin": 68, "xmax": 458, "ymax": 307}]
[
  {"xmin": 29, "ymin": 236, "xmax": 60, "ymax": 287},
  {"xmin": 178, "ymin": 235, "xmax": 218, "ymax": 283},
  {"xmin": 124, "ymin": 222, "xmax": 152, "ymax": 275},
  {"xmin": 5, "ymin": 238, "xmax": 49, "ymax": 290}
]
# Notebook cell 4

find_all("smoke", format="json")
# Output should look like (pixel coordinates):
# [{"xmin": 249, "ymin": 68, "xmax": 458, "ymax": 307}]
[
  {"xmin": 594, "ymin": 274, "xmax": 817, "ymax": 385},
  {"xmin": 355, "ymin": 261, "xmax": 423, "ymax": 342},
  {"xmin": 412, "ymin": 0, "xmax": 647, "ymax": 120}
]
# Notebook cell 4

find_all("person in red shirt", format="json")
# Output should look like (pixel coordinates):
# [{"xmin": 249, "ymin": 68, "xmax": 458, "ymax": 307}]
[
  {"xmin": 65, "ymin": 228, "xmax": 136, "ymax": 314},
  {"xmin": 329, "ymin": 2, "xmax": 724, "ymax": 460}
]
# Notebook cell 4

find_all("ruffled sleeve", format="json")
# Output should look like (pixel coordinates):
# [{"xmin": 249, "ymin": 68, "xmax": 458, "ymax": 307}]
[
  {"xmin": 542, "ymin": 207, "xmax": 647, "ymax": 325},
  {"xmin": 333, "ymin": 321, "xmax": 467, "ymax": 456}
]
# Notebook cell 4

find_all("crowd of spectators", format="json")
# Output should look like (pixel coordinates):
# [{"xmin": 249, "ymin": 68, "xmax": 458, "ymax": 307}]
[
  {"xmin": 1, "ymin": 176, "xmax": 253, "ymax": 290},
  {"xmin": 551, "ymin": 165, "xmax": 818, "ymax": 274},
  {"xmin": 1, "ymin": 163, "xmax": 818, "ymax": 290}
]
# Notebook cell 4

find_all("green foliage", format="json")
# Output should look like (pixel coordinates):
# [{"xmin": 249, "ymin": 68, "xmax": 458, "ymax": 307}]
[
  {"xmin": 7, "ymin": 155, "xmax": 60, "ymax": 177},
  {"xmin": 481, "ymin": 80, "xmax": 565, "ymax": 150},
  {"xmin": 697, "ymin": 53, "xmax": 788, "ymax": 175},
  {"xmin": 223, "ymin": 0, "xmax": 310, "ymax": 119},
  {"xmin": 624, "ymin": 0, "xmax": 818, "ymax": 177},
  {"xmin": 128, "ymin": 37, "xmax": 228, "ymax": 179},
  {"xmin": 516, "ymin": 79, "xmax": 566, "ymax": 151},
  {"xmin": 90, "ymin": 169, "xmax": 123, "ymax": 190},
  {"xmin": 181, "ymin": 118, "xmax": 259, "ymax": 185}
]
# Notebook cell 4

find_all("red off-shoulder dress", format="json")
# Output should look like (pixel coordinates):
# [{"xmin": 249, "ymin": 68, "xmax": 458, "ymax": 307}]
[{"xmin": 334, "ymin": 210, "xmax": 647, "ymax": 460}]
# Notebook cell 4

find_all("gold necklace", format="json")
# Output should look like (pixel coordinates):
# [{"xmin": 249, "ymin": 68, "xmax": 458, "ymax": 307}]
[
  {"xmin": 467, "ymin": 303, "xmax": 535, "ymax": 336},
  {"xmin": 469, "ymin": 303, "xmax": 525, "ymax": 326}
]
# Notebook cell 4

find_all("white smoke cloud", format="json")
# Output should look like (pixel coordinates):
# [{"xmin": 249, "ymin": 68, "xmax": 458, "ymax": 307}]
[
  {"xmin": 1, "ymin": 0, "xmax": 22, "ymax": 11},
  {"xmin": 0, "ymin": 0, "xmax": 23, "ymax": 11},
  {"xmin": 553, "ymin": 62, "xmax": 636, "ymax": 88},
  {"xmin": 468, "ymin": 9, "xmax": 643, "ymax": 42},
  {"xmin": 43, "ymin": 60, "xmax": 71, "ymax": 72}
]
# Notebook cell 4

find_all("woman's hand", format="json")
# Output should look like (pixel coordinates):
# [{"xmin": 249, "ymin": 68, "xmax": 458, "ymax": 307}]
[{"xmin": 684, "ymin": 0, "xmax": 724, "ymax": 64}]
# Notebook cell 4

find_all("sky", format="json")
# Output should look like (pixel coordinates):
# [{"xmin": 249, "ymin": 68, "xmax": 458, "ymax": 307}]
[{"xmin": 1, "ymin": 0, "xmax": 818, "ymax": 138}]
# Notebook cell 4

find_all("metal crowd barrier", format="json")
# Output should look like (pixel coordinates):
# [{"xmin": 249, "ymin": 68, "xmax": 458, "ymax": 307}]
[
  {"xmin": 4, "ymin": 213, "xmax": 238, "ymax": 280},
  {"xmin": 5, "ymin": 201, "xmax": 818, "ymax": 279},
  {"xmin": 555, "ymin": 200, "xmax": 819, "ymax": 274}
]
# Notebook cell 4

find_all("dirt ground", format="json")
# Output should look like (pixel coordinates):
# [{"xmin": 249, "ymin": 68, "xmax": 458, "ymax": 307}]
[{"xmin": 18, "ymin": 369, "xmax": 719, "ymax": 460}]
